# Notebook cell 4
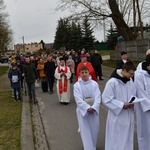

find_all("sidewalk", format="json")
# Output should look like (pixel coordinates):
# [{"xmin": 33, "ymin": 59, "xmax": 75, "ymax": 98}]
[{"xmin": 0, "ymin": 64, "xmax": 114, "ymax": 150}]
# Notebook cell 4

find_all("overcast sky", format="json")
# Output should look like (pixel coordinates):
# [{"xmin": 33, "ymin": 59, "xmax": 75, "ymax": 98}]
[{"xmin": 5, "ymin": 0, "xmax": 104, "ymax": 46}]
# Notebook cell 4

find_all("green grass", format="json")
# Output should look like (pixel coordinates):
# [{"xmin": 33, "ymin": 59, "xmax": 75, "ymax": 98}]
[
  {"xmin": 0, "ymin": 66, "xmax": 22, "ymax": 150},
  {"xmin": 98, "ymin": 50, "xmax": 115, "ymax": 56},
  {"xmin": 0, "ymin": 91, "xmax": 22, "ymax": 150},
  {"xmin": 0, "ymin": 66, "xmax": 9, "ymax": 77},
  {"xmin": 103, "ymin": 59, "xmax": 118, "ymax": 68},
  {"xmin": 90, "ymin": 50, "xmax": 114, "ymax": 56},
  {"xmin": 103, "ymin": 59, "xmax": 140, "ymax": 68}
]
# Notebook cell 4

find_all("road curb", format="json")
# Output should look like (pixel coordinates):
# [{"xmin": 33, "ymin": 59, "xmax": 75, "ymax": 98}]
[
  {"xmin": 32, "ymin": 102, "xmax": 49, "ymax": 150},
  {"xmin": 21, "ymin": 96, "xmax": 34, "ymax": 150}
]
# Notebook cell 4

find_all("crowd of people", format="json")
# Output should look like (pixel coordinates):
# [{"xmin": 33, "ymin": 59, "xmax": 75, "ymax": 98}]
[
  {"xmin": 7, "ymin": 48, "xmax": 150, "ymax": 150},
  {"xmin": 7, "ymin": 49, "xmax": 103, "ymax": 104}
]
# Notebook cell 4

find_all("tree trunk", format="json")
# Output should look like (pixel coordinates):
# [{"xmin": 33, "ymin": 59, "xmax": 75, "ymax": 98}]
[
  {"xmin": 133, "ymin": 0, "xmax": 137, "ymax": 35},
  {"xmin": 108, "ymin": 0, "xmax": 137, "ymax": 41},
  {"xmin": 136, "ymin": 0, "xmax": 144, "ymax": 39}
]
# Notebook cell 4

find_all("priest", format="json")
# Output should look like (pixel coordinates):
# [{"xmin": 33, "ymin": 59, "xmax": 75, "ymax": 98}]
[
  {"xmin": 76, "ymin": 54, "xmax": 97, "ymax": 82},
  {"xmin": 54, "ymin": 57, "xmax": 71, "ymax": 105}
]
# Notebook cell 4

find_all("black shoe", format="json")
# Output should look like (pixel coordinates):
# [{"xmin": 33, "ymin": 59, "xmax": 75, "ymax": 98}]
[
  {"xmin": 64, "ymin": 102, "xmax": 69, "ymax": 105},
  {"xmin": 34, "ymin": 100, "xmax": 38, "ymax": 104},
  {"xmin": 18, "ymin": 100, "xmax": 21, "ymax": 102},
  {"xmin": 50, "ymin": 91, "xmax": 53, "ymax": 94},
  {"xmin": 99, "ymin": 78, "xmax": 104, "ymax": 80},
  {"xmin": 29, "ymin": 99, "xmax": 32, "ymax": 103}
]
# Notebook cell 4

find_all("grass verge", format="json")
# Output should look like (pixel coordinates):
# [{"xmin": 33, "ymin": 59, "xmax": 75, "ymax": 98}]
[
  {"xmin": 0, "ymin": 66, "xmax": 22, "ymax": 150},
  {"xmin": 90, "ymin": 50, "xmax": 114, "ymax": 56},
  {"xmin": 103, "ymin": 59, "xmax": 140, "ymax": 68},
  {"xmin": 0, "ymin": 66, "xmax": 9, "ymax": 77},
  {"xmin": 99, "ymin": 50, "xmax": 114, "ymax": 56}
]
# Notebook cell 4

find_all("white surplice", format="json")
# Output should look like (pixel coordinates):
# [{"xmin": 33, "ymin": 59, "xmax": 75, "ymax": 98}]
[
  {"xmin": 134, "ymin": 68, "xmax": 150, "ymax": 150},
  {"xmin": 102, "ymin": 76, "xmax": 136, "ymax": 150},
  {"xmin": 73, "ymin": 77, "xmax": 101, "ymax": 150},
  {"xmin": 136, "ymin": 62, "xmax": 143, "ymax": 71},
  {"xmin": 54, "ymin": 65, "xmax": 71, "ymax": 103}
]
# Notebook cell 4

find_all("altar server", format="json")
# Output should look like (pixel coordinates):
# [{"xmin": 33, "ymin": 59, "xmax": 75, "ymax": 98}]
[
  {"xmin": 102, "ymin": 61, "xmax": 136, "ymax": 150},
  {"xmin": 74, "ymin": 66, "xmax": 101, "ymax": 150}
]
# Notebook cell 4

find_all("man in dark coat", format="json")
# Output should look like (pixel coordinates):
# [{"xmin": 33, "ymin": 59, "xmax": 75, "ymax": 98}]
[
  {"xmin": 91, "ymin": 50, "xmax": 103, "ymax": 80},
  {"xmin": 23, "ymin": 57, "xmax": 39, "ymax": 104},
  {"xmin": 72, "ymin": 51, "xmax": 81, "ymax": 76},
  {"xmin": 44, "ymin": 55, "xmax": 56, "ymax": 94},
  {"xmin": 116, "ymin": 51, "xmax": 128, "ymax": 69}
]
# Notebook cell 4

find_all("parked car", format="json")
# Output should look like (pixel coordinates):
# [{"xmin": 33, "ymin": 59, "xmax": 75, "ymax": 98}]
[{"xmin": 0, "ymin": 55, "xmax": 9, "ymax": 63}]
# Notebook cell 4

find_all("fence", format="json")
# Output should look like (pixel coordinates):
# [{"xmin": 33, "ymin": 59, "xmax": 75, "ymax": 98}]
[{"xmin": 110, "ymin": 39, "xmax": 150, "ymax": 61}]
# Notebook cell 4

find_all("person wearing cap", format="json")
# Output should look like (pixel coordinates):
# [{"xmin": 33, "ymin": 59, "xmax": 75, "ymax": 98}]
[
  {"xmin": 116, "ymin": 51, "xmax": 128, "ymax": 69},
  {"xmin": 102, "ymin": 61, "xmax": 136, "ymax": 150},
  {"xmin": 134, "ymin": 54, "xmax": 150, "ymax": 150},
  {"xmin": 76, "ymin": 54, "xmax": 97, "ymax": 82},
  {"xmin": 54, "ymin": 57, "xmax": 71, "ymax": 105}
]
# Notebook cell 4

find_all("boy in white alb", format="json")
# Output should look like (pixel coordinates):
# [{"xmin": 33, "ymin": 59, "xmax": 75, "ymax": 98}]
[
  {"xmin": 102, "ymin": 61, "xmax": 136, "ymax": 150},
  {"xmin": 73, "ymin": 66, "xmax": 101, "ymax": 150}
]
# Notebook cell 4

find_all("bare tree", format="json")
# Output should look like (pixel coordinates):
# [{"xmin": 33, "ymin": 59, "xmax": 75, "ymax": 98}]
[
  {"xmin": 0, "ymin": 0, "xmax": 13, "ymax": 51},
  {"xmin": 57, "ymin": 0, "xmax": 150, "ymax": 41}
]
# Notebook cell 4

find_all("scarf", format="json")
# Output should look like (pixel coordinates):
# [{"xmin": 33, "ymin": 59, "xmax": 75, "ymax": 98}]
[{"xmin": 58, "ymin": 66, "xmax": 68, "ymax": 94}]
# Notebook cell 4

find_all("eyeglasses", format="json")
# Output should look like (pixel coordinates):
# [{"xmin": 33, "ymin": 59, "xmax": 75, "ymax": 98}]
[{"xmin": 127, "ymin": 72, "xmax": 134, "ymax": 76}]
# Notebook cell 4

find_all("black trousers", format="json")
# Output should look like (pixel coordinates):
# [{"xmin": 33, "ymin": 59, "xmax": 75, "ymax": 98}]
[
  {"xmin": 93, "ymin": 65, "xmax": 102, "ymax": 79},
  {"xmin": 70, "ymin": 73, "xmax": 74, "ymax": 83},
  {"xmin": 47, "ymin": 76, "xmax": 54, "ymax": 92}
]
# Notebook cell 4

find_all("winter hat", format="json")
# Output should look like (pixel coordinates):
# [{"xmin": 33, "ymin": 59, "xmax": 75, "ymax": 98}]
[{"xmin": 121, "ymin": 51, "xmax": 127, "ymax": 56}]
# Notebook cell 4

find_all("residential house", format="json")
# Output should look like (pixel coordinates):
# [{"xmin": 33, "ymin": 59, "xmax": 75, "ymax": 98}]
[{"xmin": 14, "ymin": 42, "xmax": 43, "ymax": 54}]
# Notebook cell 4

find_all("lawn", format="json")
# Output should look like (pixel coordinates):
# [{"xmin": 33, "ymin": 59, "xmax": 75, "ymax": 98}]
[
  {"xmin": 0, "ymin": 66, "xmax": 22, "ymax": 150},
  {"xmin": 0, "ymin": 66, "xmax": 9, "ymax": 77},
  {"xmin": 90, "ymin": 50, "xmax": 114, "ymax": 56},
  {"xmin": 98, "ymin": 50, "xmax": 115, "ymax": 56},
  {"xmin": 103, "ymin": 59, "xmax": 140, "ymax": 68},
  {"xmin": 103, "ymin": 59, "xmax": 118, "ymax": 68}
]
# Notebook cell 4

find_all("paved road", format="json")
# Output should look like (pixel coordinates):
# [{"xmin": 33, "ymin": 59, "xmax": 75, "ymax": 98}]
[
  {"xmin": 35, "ymin": 66, "xmax": 138, "ymax": 150},
  {"xmin": 36, "ymin": 79, "xmax": 107, "ymax": 150}
]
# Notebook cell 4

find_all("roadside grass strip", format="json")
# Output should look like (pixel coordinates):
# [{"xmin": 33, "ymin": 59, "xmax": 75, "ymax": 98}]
[{"xmin": 0, "ymin": 91, "xmax": 22, "ymax": 150}]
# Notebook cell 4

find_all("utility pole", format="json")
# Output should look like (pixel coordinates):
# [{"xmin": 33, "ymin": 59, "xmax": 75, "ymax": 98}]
[{"xmin": 22, "ymin": 36, "xmax": 25, "ymax": 53}]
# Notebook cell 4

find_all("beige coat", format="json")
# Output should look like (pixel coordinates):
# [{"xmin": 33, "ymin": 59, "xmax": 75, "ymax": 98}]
[{"xmin": 66, "ymin": 59, "xmax": 75, "ymax": 73}]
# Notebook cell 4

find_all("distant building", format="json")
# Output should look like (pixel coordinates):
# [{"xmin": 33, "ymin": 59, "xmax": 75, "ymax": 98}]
[
  {"xmin": 14, "ymin": 42, "xmax": 43, "ymax": 53},
  {"xmin": 44, "ymin": 43, "xmax": 53, "ymax": 50}
]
